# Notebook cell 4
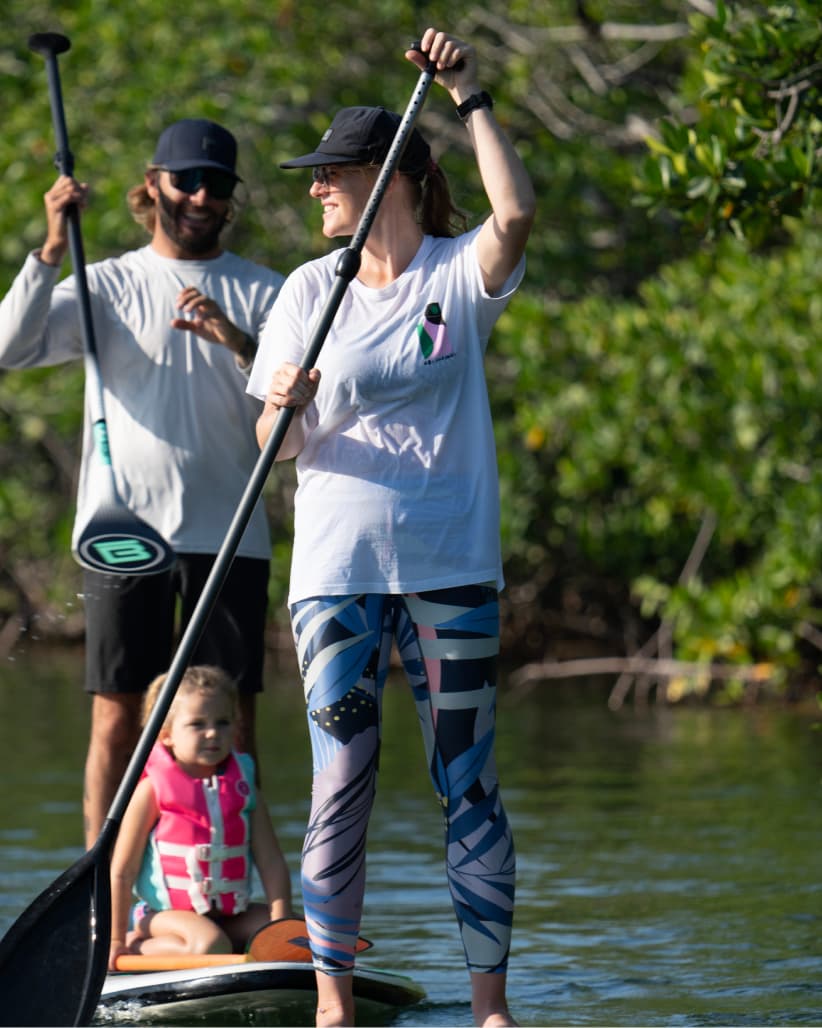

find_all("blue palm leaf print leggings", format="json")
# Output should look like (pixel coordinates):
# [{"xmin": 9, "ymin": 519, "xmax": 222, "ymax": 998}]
[{"xmin": 290, "ymin": 583, "xmax": 515, "ymax": 977}]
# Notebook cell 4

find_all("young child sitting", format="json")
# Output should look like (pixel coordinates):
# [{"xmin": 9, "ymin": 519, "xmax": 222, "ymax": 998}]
[{"xmin": 108, "ymin": 665, "xmax": 292, "ymax": 969}]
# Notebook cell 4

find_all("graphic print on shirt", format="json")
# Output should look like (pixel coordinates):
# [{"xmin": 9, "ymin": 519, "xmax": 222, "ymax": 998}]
[{"xmin": 416, "ymin": 301, "xmax": 455, "ymax": 365}]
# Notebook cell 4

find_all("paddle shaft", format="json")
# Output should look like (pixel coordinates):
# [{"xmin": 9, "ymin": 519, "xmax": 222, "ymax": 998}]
[
  {"xmin": 31, "ymin": 33, "xmax": 175, "ymax": 577},
  {"xmin": 0, "ymin": 43, "xmax": 440, "ymax": 1028},
  {"xmin": 104, "ymin": 53, "xmax": 441, "ymax": 826},
  {"xmin": 32, "ymin": 34, "xmax": 111, "ymax": 446}
]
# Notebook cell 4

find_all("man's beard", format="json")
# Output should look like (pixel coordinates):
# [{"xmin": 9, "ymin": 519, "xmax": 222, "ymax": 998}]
[{"xmin": 156, "ymin": 190, "xmax": 228, "ymax": 256}]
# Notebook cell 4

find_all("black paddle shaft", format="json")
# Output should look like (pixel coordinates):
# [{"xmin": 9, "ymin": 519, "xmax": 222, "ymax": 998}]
[
  {"xmin": 28, "ymin": 33, "xmax": 102, "ymax": 381},
  {"xmin": 29, "ymin": 32, "xmax": 176, "ymax": 577},
  {"xmin": 0, "ymin": 42, "xmax": 444, "ymax": 1028},
  {"xmin": 107, "ymin": 46, "xmax": 442, "ymax": 824}
]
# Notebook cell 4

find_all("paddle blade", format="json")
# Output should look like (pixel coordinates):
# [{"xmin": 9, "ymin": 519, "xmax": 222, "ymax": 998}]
[
  {"xmin": 0, "ymin": 837, "xmax": 112, "ymax": 1026},
  {"xmin": 247, "ymin": 917, "xmax": 373, "ymax": 963},
  {"xmin": 74, "ymin": 502, "xmax": 175, "ymax": 575}
]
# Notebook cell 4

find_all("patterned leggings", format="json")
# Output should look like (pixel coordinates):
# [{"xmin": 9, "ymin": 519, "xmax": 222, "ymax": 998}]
[{"xmin": 290, "ymin": 584, "xmax": 515, "ymax": 977}]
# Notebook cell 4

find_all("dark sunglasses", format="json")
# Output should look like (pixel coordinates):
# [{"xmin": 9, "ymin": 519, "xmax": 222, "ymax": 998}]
[
  {"xmin": 312, "ymin": 166, "xmax": 337, "ymax": 187},
  {"xmin": 164, "ymin": 167, "xmax": 237, "ymax": 200},
  {"xmin": 311, "ymin": 164, "xmax": 370, "ymax": 187}
]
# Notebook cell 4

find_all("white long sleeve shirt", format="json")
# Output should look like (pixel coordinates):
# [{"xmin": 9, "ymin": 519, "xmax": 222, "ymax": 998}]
[{"xmin": 0, "ymin": 246, "xmax": 283, "ymax": 557}]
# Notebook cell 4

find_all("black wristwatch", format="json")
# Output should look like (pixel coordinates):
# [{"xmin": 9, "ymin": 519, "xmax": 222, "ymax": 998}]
[{"xmin": 456, "ymin": 91, "xmax": 494, "ymax": 122}]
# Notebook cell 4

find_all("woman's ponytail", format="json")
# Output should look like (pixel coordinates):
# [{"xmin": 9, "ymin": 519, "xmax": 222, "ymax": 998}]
[{"xmin": 414, "ymin": 159, "xmax": 468, "ymax": 237}]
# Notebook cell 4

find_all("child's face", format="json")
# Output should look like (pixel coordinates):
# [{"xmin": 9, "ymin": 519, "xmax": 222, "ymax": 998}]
[{"xmin": 161, "ymin": 689, "xmax": 236, "ymax": 775}]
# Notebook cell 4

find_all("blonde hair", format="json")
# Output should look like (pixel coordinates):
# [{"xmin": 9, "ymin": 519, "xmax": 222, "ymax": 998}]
[
  {"xmin": 142, "ymin": 664, "xmax": 239, "ymax": 730},
  {"xmin": 126, "ymin": 178, "xmax": 157, "ymax": 234}
]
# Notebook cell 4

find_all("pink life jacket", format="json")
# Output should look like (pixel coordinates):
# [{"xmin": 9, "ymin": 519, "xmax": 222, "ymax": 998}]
[{"xmin": 138, "ymin": 743, "xmax": 254, "ymax": 915}]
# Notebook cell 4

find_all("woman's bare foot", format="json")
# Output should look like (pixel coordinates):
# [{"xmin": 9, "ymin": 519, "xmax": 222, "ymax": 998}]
[
  {"xmin": 478, "ymin": 1011, "xmax": 519, "ymax": 1027},
  {"xmin": 315, "ymin": 971, "xmax": 355, "ymax": 1027},
  {"xmin": 316, "ymin": 999, "xmax": 354, "ymax": 1027},
  {"xmin": 471, "ymin": 971, "xmax": 518, "ymax": 1027}
]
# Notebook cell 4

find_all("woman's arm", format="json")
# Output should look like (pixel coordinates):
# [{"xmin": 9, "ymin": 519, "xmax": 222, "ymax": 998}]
[{"xmin": 407, "ymin": 29, "xmax": 536, "ymax": 296}]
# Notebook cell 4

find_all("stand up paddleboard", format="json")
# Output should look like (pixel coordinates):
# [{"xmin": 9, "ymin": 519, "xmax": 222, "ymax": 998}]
[{"xmin": 98, "ymin": 959, "xmax": 424, "ymax": 1025}]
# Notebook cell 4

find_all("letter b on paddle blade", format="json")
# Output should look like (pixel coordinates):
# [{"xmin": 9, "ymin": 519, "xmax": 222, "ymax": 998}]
[
  {"xmin": 74, "ymin": 505, "xmax": 175, "ymax": 575},
  {"xmin": 76, "ymin": 533, "xmax": 170, "ymax": 574}
]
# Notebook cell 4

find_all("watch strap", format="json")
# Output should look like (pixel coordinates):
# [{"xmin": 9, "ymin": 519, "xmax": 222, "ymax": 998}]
[{"xmin": 456, "ymin": 91, "xmax": 494, "ymax": 122}]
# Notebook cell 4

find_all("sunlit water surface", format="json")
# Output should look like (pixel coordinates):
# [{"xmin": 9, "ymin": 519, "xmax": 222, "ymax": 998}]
[{"xmin": 1, "ymin": 643, "xmax": 821, "ymax": 1026}]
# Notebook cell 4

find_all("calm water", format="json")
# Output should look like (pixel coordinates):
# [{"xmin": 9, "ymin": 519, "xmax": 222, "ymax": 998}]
[{"xmin": 1, "ymin": 643, "xmax": 821, "ymax": 1026}]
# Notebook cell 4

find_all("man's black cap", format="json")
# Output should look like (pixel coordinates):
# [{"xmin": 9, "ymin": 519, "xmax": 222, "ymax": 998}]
[{"xmin": 152, "ymin": 118, "xmax": 240, "ymax": 179}]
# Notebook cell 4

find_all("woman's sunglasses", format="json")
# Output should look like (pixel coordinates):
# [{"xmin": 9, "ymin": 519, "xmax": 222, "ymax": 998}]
[
  {"xmin": 312, "ymin": 166, "xmax": 338, "ymax": 187},
  {"xmin": 164, "ymin": 167, "xmax": 237, "ymax": 200},
  {"xmin": 311, "ymin": 164, "xmax": 371, "ymax": 187}
]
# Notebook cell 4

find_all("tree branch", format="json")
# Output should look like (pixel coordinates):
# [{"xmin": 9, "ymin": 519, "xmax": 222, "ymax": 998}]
[
  {"xmin": 602, "ymin": 509, "xmax": 717, "ymax": 708},
  {"xmin": 508, "ymin": 511, "xmax": 726, "ymax": 707},
  {"xmin": 508, "ymin": 655, "xmax": 774, "ymax": 689},
  {"xmin": 684, "ymin": 0, "xmax": 717, "ymax": 16},
  {"xmin": 459, "ymin": 6, "xmax": 691, "ymax": 144}
]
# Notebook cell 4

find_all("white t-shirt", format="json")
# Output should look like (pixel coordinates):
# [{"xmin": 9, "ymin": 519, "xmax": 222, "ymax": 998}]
[
  {"xmin": 247, "ymin": 228, "xmax": 524, "ymax": 603},
  {"xmin": 0, "ymin": 246, "xmax": 283, "ymax": 558}
]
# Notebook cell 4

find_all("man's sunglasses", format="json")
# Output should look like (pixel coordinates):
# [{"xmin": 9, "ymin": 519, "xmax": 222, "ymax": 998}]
[{"xmin": 164, "ymin": 167, "xmax": 237, "ymax": 200}]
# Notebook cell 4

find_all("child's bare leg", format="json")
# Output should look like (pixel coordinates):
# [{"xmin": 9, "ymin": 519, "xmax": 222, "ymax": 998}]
[
  {"xmin": 470, "ymin": 971, "xmax": 518, "ymax": 1028},
  {"xmin": 315, "ymin": 971, "xmax": 355, "ymax": 1027},
  {"xmin": 130, "ymin": 909, "xmax": 232, "ymax": 955}
]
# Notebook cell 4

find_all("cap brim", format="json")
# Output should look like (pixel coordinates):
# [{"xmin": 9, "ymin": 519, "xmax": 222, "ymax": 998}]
[{"xmin": 279, "ymin": 152, "xmax": 361, "ymax": 169}]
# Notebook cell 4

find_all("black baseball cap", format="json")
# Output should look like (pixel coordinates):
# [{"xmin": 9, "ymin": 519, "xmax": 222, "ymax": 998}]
[
  {"xmin": 280, "ymin": 106, "xmax": 431, "ymax": 177},
  {"xmin": 152, "ymin": 118, "xmax": 241, "ymax": 179}
]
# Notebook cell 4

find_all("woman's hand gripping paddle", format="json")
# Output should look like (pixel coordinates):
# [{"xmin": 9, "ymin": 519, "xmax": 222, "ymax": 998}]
[
  {"xmin": 28, "ymin": 32, "xmax": 174, "ymax": 576},
  {"xmin": 0, "ymin": 36, "xmax": 440, "ymax": 1028}
]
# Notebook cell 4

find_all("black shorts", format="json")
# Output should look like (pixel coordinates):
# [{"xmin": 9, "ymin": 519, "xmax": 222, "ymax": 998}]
[{"xmin": 82, "ymin": 554, "xmax": 269, "ymax": 696}]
